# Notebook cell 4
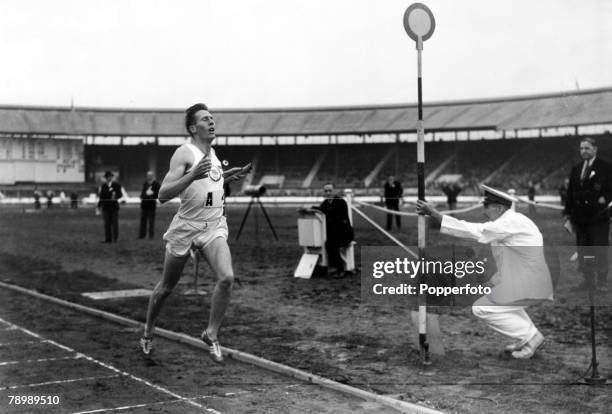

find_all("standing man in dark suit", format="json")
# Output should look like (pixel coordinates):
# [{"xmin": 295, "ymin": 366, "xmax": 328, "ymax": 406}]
[
  {"xmin": 563, "ymin": 137, "xmax": 612, "ymax": 290},
  {"xmin": 314, "ymin": 183, "xmax": 354, "ymax": 276},
  {"xmin": 527, "ymin": 180, "xmax": 536, "ymax": 215},
  {"xmin": 97, "ymin": 171, "xmax": 126, "ymax": 243},
  {"xmin": 139, "ymin": 171, "xmax": 161, "ymax": 239},
  {"xmin": 383, "ymin": 175, "xmax": 403, "ymax": 230}
]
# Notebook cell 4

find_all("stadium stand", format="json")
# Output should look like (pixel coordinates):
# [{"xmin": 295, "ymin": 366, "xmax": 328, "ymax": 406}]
[
  {"xmin": 70, "ymin": 133, "xmax": 612, "ymax": 196},
  {"xmin": 3, "ymin": 134, "xmax": 610, "ymax": 198},
  {"xmin": 1, "ymin": 88, "xmax": 611, "ymax": 198}
]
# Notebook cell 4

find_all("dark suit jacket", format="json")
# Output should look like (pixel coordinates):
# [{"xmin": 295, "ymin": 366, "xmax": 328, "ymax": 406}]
[
  {"xmin": 98, "ymin": 182, "xmax": 123, "ymax": 211},
  {"xmin": 384, "ymin": 181, "xmax": 403, "ymax": 206},
  {"xmin": 564, "ymin": 158, "xmax": 612, "ymax": 224},
  {"xmin": 140, "ymin": 180, "xmax": 160, "ymax": 209},
  {"xmin": 315, "ymin": 197, "xmax": 354, "ymax": 248}
]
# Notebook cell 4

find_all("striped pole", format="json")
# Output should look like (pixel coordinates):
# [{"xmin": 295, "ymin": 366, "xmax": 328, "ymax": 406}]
[
  {"xmin": 403, "ymin": 3, "xmax": 435, "ymax": 366},
  {"xmin": 416, "ymin": 36, "xmax": 430, "ymax": 366}
]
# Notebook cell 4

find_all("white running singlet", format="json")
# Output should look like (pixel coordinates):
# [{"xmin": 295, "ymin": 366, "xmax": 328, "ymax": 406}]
[{"xmin": 176, "ymin": 143, "xmax": 225, "ymax": 221}]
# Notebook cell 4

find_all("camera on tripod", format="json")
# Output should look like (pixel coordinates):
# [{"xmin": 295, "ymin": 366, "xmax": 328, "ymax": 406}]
[{"xmin": 243, "ymin": 185, "xmax": 266, "ymax": 198}]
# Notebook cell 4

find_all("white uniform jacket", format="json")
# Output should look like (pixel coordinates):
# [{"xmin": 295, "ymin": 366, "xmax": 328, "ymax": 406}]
[{"xmin": 440, "ymin": 209, "xmax": 553, "ymax": 305}]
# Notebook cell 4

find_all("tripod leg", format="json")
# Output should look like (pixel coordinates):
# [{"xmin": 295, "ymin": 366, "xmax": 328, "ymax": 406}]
[
  {"xmin": 587, "ymin": 287, "xmax": 604, "ymax": 382},
  {"xmin": 236, "ymin": 200, "xmax": 254, "ymax": 240},
  {"xmin": 257, "ymin": 199, "xmax": 278, "ymax": 240},
  {"xmin": 590, "ymin": 303, "xmax": 600, "ymax": 378},
  {"xmin": 581, "ymin": 256, "xmax": 607, "ymax": 385}
]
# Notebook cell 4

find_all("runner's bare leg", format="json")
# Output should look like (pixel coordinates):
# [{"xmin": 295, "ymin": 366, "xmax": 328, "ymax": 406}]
[
  {"xmin": 144, "ymin": 250, "xmax": 189, "ymax": 338},
  {"xmin": 202, "ymin": 237, "xmax": 234, "ymax": 340}
]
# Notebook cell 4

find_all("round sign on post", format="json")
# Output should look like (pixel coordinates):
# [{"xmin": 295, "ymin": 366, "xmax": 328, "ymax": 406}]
[{"xmin": 403, "ymin": 3, "xmax": 435, "ymax": 42}]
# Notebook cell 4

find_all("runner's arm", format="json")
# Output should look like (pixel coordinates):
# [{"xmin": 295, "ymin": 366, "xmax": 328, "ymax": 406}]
[
  {"xmin": 223, "ymin": 167, "xmax": 242, "ymax": 177},
  {"xmin": 224, "ymin": 163, "xmax": 252, "ymax": 183},
  {"xmin": 158, "ymin": 147, "xmax": 201, "ymax": 203}
]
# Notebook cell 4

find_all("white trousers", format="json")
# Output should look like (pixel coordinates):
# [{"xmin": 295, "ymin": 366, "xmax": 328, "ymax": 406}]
[{"xmin": 472, "ymin": 295, "xmax": 538, "ymax": 343}]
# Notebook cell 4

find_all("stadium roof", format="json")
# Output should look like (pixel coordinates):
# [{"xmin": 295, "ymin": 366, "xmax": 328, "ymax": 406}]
[{"xmin": 1, "ymin": 87, "xmax": 611, "ymax": 137}]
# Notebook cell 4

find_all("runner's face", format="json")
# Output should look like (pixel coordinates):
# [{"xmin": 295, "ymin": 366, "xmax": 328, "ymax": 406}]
[{"xmin": 192, "ymin": 110, "xmax": 216, "ymax": 141}]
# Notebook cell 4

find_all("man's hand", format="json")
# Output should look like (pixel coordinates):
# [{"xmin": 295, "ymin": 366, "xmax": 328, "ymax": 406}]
[
  {"xmin": 563, "ymin": 219, "xmax": 574, "ymax": 235},
  {"xmin": 225, "ymin": 163, "xmax": 253, "ymax": 183},
  {"xmin": 415, "ymin": 200, "xmax": 433, "ymax": 215},
  {"xmin": 239, "ymin": 163, "xmax": 253, "ymax": 175},
  {"xmin": 416, "ymin": 200, "xmax": 443, "ymax": 222},
  {"xmin": 191, "ymin": 156, "xmax": 212, "ymax": 180}
]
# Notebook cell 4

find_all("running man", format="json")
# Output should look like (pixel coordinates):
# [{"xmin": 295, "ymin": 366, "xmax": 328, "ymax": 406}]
[{"xmin": 140, "ymin": 103, "xmax": 252, "ymax": 363}]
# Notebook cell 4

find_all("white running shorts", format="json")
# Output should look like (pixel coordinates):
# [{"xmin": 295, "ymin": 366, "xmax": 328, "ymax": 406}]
[{"xmin": 163, "ymin": 215, "xmax": 228, "ymax": 257}]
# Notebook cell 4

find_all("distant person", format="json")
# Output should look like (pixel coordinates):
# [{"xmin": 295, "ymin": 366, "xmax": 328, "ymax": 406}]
[
  {"xmin": 314, "ymin": 183, "xmax": 354, "ymax": 276},
  {"xmin": 441, "ymin": 182, "xmax": 462, "ymax": 211},
  {"xmin": 139, "ymin": 171, "xmax": 161, "ymax": 239},
  {"xmin": 383, "ymin": 176, "xmax": 403, "ymax": 230},
  {"xmin": 417, "ymin": 185, "xmax": 553, "ymax": 359},
  {"xmin": 563, "ymin": 137, "xmax": 612, "ymax": 290},
  {"xmin": 527, "ymin": 180, "xmax": 536, "ymax": 215},
  {"xmin": 59, "ymin": 191, "xmax": 67, "ymax": 207},
  {"xmin": 97, "ymin": 171, "xmax": 126, "ymax": 243},
  {"xmin": 46, "ymin": 190, "xmax": 54, "ymax": 209},
  {"xmin": 70, "ymin": 191, "xmax": 79, "ymax": 209},
  {"xmin": 33, "ymin": 187, "xmax": 41, "ymax": 210}
]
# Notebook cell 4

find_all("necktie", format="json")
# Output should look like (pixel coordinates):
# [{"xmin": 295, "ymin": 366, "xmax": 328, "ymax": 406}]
[{"xmin": 580, "ymin": 160, "xmax": 589, "ymax": 181}]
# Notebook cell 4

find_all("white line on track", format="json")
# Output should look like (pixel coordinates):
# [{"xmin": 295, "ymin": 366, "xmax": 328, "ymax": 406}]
[
  {"xmin": 68, "ymin": 391, "xmax": 258, "ymax": 414},
  {"xmin": 0, "ymin": 316, "xmax": 221, "ymax": 414},
  {"xmin": 0, "ymin": 339, "xmax": 48, "ymax": 346},
  {"xmin": 70, "ymin": 399, "xmax": 183, "ymax": 414},
  {"xmin": 1, "ymin": 374, "xmax": 121, "ymax": 390},
  {"xmin": 0, "ymin": 355, "xmax": 82, "ymax": 366}
]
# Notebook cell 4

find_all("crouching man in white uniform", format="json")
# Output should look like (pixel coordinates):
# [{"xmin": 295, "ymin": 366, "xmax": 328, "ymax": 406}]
[
  {"xmin": 417, "ymin": 185, "xmax": 553, "ymax": 359},
  {"xmin": 140, "ymin": 103, "xmax": 251, "ymax": 363}
]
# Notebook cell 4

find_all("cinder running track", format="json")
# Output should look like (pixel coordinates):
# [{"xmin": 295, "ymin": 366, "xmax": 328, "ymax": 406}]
[{"xmin": 0, "ymin": 287, "xmax": 405, "ymax": 414}]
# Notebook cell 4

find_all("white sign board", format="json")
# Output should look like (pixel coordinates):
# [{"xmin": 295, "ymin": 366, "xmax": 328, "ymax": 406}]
[{"xmin": 294, "ymin": 254, "xmax": 320, "ymax": 279}]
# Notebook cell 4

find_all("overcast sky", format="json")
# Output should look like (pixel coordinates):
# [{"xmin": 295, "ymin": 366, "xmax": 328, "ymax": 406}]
[{"xmin": 1, "ymin": 0, "xmax": 611, "ymax": 109}]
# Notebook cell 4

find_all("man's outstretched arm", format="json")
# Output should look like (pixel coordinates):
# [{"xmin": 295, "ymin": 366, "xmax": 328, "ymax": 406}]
[{"xmin": 418, "ymin": 199, "xmax": 514, "ymax": 244}]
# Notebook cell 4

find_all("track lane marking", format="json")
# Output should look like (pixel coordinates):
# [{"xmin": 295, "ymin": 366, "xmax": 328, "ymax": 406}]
[
  {"xmin": 0, "ymin": 355, "xmax": 82, "ymax": 366},
  {"xmin": 0, "ymin": 339, "xmax": 49, "ymax": 347},
  {"xmin": 1, "ymin": 374, "xmax": 121, "ymax": 390},
  {"xmin": 0, "ymin": 282, "xmax": 445, "ymax": 414},
  {"xmin": 68, "ymin": 390, "xmax": 279, "ymax": 414},
  {"xmin": 0, "ymin": 316, "xmax": 221, "ymax": 414},
  {"xmin": 70, "ymin": 399, "xmax": 182, "ymax": 414}
]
